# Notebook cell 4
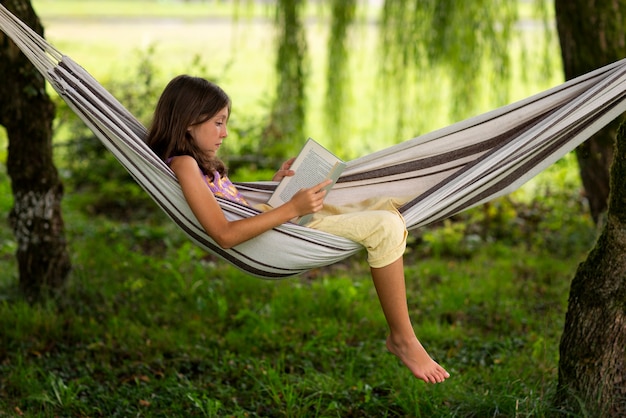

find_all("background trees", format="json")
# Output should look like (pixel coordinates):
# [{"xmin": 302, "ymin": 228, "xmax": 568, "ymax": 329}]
[
  {"xmin": 555, "ymin": 0, "xmax": 626, "ymax": 223},
  {"xmin": 556, "ymin": 122, "xmax": 626, "ymax": 416},
  {"xmin": 1, "ymin": 0, "xmax": 625, "ymax": 414},
  {"xmin": 551, "ymin": 1, "xmax": 626, "ymax": 416},
  {"xmin": 0, "ymin": 0, "xmax": 71, "ymax": 299}
]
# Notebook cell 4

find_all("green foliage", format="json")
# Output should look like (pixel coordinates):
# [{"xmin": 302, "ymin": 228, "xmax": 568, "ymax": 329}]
[
  {"xmin": 30, "ymin": 0, "xmax": 564, "ymax": 164},
  {"xmin": 27, "ymin": 0, "xmax": 237, "ymax": 19},
  {"xmin": 0, "ymin": 126, "xmax": 7, "ymax": 163},
  {"xmin": 379, "ymin": 0, "xmax": 520, "ymax": 133}
]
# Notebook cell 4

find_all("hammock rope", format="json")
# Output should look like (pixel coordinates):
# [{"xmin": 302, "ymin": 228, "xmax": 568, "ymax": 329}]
[{"xmin": 2, "ymin": 4, "xmax": 626, "ymax": 278}]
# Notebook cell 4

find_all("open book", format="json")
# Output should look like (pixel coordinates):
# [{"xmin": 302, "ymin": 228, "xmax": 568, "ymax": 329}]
[{"xmin": 268, "ymin": 138, "xmax": 346, "ymax": 225}]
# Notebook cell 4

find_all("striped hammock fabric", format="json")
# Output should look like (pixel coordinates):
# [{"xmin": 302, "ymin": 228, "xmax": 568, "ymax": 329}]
[{"xmin": 2, "ymin": 4, "xmax": 626, "ymax": 278}]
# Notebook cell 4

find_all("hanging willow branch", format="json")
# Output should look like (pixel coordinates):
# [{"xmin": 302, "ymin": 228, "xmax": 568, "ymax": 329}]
[
  {"xmin": 262, "ymin": 0, "xmax": 308, "ymax": 159},
  {"xmin": 325, "ymin": 0, "xmax": 356, "ymax": 154},
  {"xmin": 262, "ymin": 0, "xmax": 549, "ymax": 157},
  {"xmin": 380, "ymin": 0, "xmax": 519, "ymax": 135}
]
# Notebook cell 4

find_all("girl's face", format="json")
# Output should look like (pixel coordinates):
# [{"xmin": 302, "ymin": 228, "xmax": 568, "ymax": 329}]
[{"xmin": 188, "ymin": 106, "xmax": 229, "ymax": 156}]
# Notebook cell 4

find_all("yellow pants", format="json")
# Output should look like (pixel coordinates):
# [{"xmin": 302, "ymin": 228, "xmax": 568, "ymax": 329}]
[{"xmin": 303, "ymin": 197, "xmax": 408, "ymax": 268}]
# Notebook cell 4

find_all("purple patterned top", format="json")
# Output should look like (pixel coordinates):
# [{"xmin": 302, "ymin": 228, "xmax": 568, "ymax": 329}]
[
  {"xmin": 167, "ymin": 157, "xmax": 248, "ymax": 205},
  {"xmin": 204, "ymin": 170, "xmax": 249, "ymax": 205}
]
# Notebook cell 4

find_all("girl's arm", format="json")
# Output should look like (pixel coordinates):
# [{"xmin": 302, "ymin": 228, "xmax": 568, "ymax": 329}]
[{"xmin": 171, "ymin": 155, "xmax": 329, "ymax": 249}]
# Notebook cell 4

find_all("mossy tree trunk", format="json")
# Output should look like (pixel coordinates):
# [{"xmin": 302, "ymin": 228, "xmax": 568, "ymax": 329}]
[
  {"xmin": 554, "ymin": 0, "xmax": 626, "ymax": 224},
  {"xmin": 555, "ymin": 122, "xmax": 626, "ymax": 416},
  {"xmin": 0, "ymin": 0, "xmax": 71, "ymax": 299}
]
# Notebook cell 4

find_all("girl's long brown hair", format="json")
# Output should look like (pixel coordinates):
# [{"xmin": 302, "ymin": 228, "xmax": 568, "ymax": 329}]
[{"xmin": 146, "ymin": 75, "xmax": 231, "ymax": 176}]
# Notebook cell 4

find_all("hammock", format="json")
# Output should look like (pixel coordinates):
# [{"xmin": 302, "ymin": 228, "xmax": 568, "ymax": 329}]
[{"xmin": 2, "ymin": 4, "xmax": 626, "ymax": 278}]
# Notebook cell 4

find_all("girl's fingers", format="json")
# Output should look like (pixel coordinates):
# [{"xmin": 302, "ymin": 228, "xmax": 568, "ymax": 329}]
[
  {"xmin": 316, "ymin": 179, "xmax": 332, "ymax": 191},
  {"xmin": 282, "ymin": 157, "xmax": 296, "ymax": 170}
]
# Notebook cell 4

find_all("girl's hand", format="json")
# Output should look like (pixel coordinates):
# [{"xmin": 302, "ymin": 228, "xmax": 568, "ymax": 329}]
[
  {"xmin": 272, "ymin": 157, "xmax": 296, "ymax": 181},
  {"xmin": 289, "ymin": 179, "xmax": 332, "ymax": 216}
]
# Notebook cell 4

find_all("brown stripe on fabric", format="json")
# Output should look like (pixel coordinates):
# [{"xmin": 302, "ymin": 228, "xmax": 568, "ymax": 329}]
[
  {"xmin": 411, "ymin": 88, "xmax": 626, "ymax": 225},
  {"xmin": 338, "ymin": 114, "xmax": 549, "ymax": 184},
  {"xmin": 339, "ymin": 62, "xmax": 621, "ymax": 186},
  {"xmin": 54, "ymin": 67, "xmax": 160, "ymax": 167},
  {"xmin": 401, "ymin": 61, "xmax": 626, "ymax": 220},
  {"xmin": 59, "ymin": 59, "xmax": 148, "ymax": 140},
  {"xmin": 396, "ymin": 111, "xmax": 558, "ymax": 214},
  {"xmin": 236, "ymin": 182, "xmax": 277, "ymax": 193}
]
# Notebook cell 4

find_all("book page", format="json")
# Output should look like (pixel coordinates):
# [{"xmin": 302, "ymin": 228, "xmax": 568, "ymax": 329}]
[
  {"xmin": 267, "ymin": 138, "xmax": 346, "ymax": 223},
  {"xmin": 277, "ymin": 147, "xmax": 336, "ymax": 202}
]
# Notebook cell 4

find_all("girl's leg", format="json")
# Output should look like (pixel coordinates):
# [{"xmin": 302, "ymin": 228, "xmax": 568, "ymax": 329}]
[{"xmin": 371, "ymin": 257, "xmax": 450, "ymax": 383}]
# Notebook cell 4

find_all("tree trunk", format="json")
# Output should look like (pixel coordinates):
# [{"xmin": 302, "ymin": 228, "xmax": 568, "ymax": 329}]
[
  {"xmin": 556, "ymin": 122, "xmax": 626, "ymax": 416},
  {"xmin": 554, "ymin": 0, "xmax": 626, "ymax": 224},
  {"xmin": 0, "ymin": 0, "xmax": 71, "ymax": 299}
]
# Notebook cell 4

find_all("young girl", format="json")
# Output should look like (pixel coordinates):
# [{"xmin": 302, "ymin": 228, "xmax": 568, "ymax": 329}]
[{"xmin": 147, "ymin": 75, "xmax": 450, "ymax": 384}]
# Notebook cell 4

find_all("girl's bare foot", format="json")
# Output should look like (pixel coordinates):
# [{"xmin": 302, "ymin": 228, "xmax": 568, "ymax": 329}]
[{"xmin": 386, "ymin": 335, "xmax": 450, "ymax": 383}]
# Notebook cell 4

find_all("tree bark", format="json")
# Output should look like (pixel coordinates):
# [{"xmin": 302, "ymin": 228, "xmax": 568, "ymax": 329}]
[
  {"xmin": 0, "ymin": 0, "xmax": 71, "ymax": 299},
  {"xmin": 556, "ymin": 122, "xmax": 626, "ymax": 416},
  {"xmin": 554, "ymin": 0, "xmax": 626, "ymax": 224}
]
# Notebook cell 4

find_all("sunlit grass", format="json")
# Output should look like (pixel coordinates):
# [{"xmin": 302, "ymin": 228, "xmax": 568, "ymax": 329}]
[{"xmin": 32, "ymin": 0, "xmax": 260, "ymax": 19}]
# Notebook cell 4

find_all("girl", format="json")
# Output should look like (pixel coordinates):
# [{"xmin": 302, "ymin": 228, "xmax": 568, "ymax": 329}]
[{"xmin": 147, "ymin": 75, "xmax": 450, "ymax": 384}]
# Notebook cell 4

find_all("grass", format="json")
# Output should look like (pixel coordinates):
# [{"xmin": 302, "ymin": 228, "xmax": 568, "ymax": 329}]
[
  {"xmin": 31, "ymin": 0, "xmax": 339, "ymax": 20},
  {"xmin": 31, "ymin": 0, "xmax": 239, "ymax": 19}
]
